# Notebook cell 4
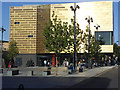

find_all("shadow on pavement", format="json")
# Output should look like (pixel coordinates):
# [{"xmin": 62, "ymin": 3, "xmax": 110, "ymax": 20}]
[{"xmin": 70, "ymin": 77, "xmax": 119, "ymax": 90}]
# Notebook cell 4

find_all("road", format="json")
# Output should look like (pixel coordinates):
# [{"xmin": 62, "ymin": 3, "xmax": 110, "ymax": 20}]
[
  {"xmin": 71, "ymin": 66, "xmax": 119, "ymax": 89},
  {"xmin": 2, "ymin": 66, "xmax": 119, "ymax": 90}
]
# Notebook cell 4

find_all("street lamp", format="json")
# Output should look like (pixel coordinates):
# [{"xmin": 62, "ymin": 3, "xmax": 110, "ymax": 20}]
[
  {"xmin": 116, "ymin": 41, "xmax": 119, "ymax": 45},
  {"xmin": 0, "ymin": 26, "xmax": 6, "ymax": 68},
  {"xmin": 85, "ymin": 16, "xmax": 93, "ymax": 68},
  {"xmin": 70, "ymin": 3, "xmax": 80, "ymax": 71},
  {"xmin": 94, "ymin": 24, "xmax": 100, "ymax": 64}
]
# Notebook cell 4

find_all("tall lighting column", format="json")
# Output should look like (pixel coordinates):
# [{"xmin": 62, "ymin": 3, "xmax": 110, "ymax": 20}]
[
  {"xmin": 94, "ymin": 24, "xmax": 100, "ymax": 64},
  {"xmin": 85, "ymin": 16, "xmax": 93, "ymax": 68},
  {"xmin": 0, "ymin": 26, "xmax": 6, "ymax": 68},
  {"xmin": 70, "ymin": 3, "xmax": 80, "ymax": 71}
]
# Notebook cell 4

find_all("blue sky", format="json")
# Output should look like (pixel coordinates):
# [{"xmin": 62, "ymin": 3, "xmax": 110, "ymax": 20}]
[{"xmin": 0, "ymin": 0, "xmax": 120, "ymax": 42}]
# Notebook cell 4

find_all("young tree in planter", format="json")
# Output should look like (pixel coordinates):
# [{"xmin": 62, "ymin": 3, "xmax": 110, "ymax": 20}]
[
  {"xmin": 67, "ymin": 19, "xmax": 85, "ymax": 53},
  {"xmin": 7, "ymin": 40, "xmax": 19, "ymax": 67},
  {"xmin": 66, "ymin": 19, "xmax": 85, "ymax": 66},
  {"xmin": 114, "ymin": 43, "xmax": 120, "ymax": 63},
  {"xmin": 44, "ymin": 11, "xmax": 85, "ymax": 68},
  {"xmin": 90, "ymin": 36, "xmax": 102, "ymax": 64},
  {"xmin": 43, "ymin": 11, "xmax": 72, "ymax": 66},
  {"xmin": 83, "ymin": 26, "xmax": 102, "ymax": 65}
]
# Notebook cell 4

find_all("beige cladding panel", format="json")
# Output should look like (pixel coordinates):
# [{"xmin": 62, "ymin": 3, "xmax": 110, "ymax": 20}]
[
  {"xmin": 76, "ymin": 1, "xmax": 113, "ymax": 53},
  {"xmin": 50, "ymin": 3, "xmax": 74, "ymax": 24},
  {"xmin": 50, "ymin": 1, "xmax": 113, "ymax": 53},
  {"xmin": 10, "ymin": 6, "xmax": 37, "ymax": 54},
  {"xmin": 101, "ymin": 45, "xmax": 113, "ymax": 53},
  {"xmin": 36, "ymin": 5, "xmax": 50, "ymax": 53},
  {"xmin": 76, "ymin": 1, "xmax": 113, "ymax": 32}
]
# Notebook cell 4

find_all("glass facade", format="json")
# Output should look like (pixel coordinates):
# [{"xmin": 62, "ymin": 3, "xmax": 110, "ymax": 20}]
[{"xmin": 95, "ymin": 31, "xmax": 113, "ymax": 45}]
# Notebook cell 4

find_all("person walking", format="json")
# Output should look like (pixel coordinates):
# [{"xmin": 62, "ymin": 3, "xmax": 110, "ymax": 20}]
[{"xmin": 8, "ymin": 61, "xmax": 11, "ymax": 71}]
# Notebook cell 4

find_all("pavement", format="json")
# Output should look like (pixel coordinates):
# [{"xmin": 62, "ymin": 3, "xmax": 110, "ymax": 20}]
[
  {"xmin": 1, "ymin": 65, "xmax": 118, "ymax": 89},
  {"xmin": 49, "ymin": 65, "xmax": 117, "ymax": 77},
  {"xmin": 1, "ymin": 65, "xmax": 117, "ymax": 77}
]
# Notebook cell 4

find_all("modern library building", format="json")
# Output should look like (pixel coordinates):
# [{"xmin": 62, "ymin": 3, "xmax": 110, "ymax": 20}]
[{"xmin": 9, "ymin": 1, "xmax": 120, "ymax": 67}]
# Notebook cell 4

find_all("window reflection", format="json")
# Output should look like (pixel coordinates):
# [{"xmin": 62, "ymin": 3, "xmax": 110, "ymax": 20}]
[{"xmin": 95, "ymin": 31, "xmax": 113, "ymax": 45}]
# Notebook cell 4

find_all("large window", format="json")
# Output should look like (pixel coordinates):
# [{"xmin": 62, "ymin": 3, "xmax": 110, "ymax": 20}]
[{"xmin": 95, "ymin": 31, "xmax": 113, "ymax": 45}]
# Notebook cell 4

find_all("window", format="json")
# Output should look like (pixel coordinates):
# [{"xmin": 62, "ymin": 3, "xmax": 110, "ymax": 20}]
[
  {"xmin": 14, "ymin": 22, "xmax": 20, "ymax": 24},
  {"xmin": 54, "ymin": 7, "xmax": 65, "ymax": 8},
  {"xmin": 15, "ymin": 57, "xmax": 22, "ymax": 66},
  {"xmin": 28, "ymin": 35, "xmax": 33, "ymax": 37},
  {"xmin": 95, "ymin": 31, "xmax": 113, "ymax": 45}
]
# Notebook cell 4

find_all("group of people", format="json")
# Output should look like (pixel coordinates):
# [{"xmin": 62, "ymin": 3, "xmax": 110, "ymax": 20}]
[
  {"xmin": 77, "ymin": 55, "xmax": 119, "ymax": 69},
  {"xmin": 43, "ymin": 60, "xmax": 70, "ymax": 67}
]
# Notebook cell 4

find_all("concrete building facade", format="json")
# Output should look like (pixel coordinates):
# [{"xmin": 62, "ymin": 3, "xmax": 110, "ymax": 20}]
[{"xmin": 9, "ymin": 1, "xmax": 115, "ymax": 67}]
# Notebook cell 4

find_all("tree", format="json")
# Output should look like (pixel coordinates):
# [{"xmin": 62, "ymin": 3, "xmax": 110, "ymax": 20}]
[
  {"xmin": 114, "ymin": 43, "xmax": 119, "ymax": 57},
  {"xmin": 83, "ymin": 26, "xmax": 102, "ymax": 63},
  {"xmin": 67, "ymin": 19, "xmax": 85, "ymax": 53},
  {"xmin": 7, "ymin": 40, "xmax": 19, "ymax": 66},
  {"xmin": 114, "ymin": 43, "xmax": 120, "ymax": 62},
  {"xmin": 43, "ymin": 11, "xmax": 72, "ymax": 66},
  {"xmin": 43, "ymin": 11, "xmax": 85, "ymax": 66},
  {"xmin": 90, "ymin": 36, "xmax": 102, "ymax": 63}
]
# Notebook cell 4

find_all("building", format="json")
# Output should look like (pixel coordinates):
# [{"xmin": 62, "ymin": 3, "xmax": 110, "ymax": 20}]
[
  {"xmin": 0, "ymin": 41, "xmax": 9, "ymax": 51},
  {"xmin": 10, "ymin": 5, "xmax": 50, "ymax": 66},
  {"xmin": 9, "ymin": 1, "xmax": 117, "ymax": 67}
]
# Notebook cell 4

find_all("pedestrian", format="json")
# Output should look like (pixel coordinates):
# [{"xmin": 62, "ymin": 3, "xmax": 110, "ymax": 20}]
[
  {"xmin": 108, "ymin": 56, "xmax": 111, "ymax": 66},
  {"xmin": 47, "ymin": 61, "xmax": 50, "ymax": 67},
  {"xmin": 8, "ymin": 61, "xmax": 11, "ymax": 71},
  {"xmin": 78, "ymin": 61, "xmax": 81, "ymax": 68},
  {"xmin": 66, "ymin": 61, "xmax": 69, "ymax": 67},
  {"xmin": 115, "ymin": 56, "xmax": 118, "ymax": 65},
  {"xmin": 64, "ymin": 60, "xmax": 67, "ymax": 67},
  {"xmin": 44, "ymin": 60, "xmax": 47, "ymax": 67},
  {"xmin": 57, "ymin": 60, "xmax": 59, "ymax": 67}
]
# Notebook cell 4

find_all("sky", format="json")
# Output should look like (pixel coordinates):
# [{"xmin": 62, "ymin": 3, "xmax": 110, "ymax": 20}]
[{"xmin": 0, "ymin": 0, "xmax": 120, "ymax": 42}]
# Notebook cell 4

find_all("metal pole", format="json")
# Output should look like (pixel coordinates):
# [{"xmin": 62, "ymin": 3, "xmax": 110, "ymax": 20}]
[
  {"xmin": 88, "ymin": 20, "xmax": 90, "ymax": 68},
  {"xmin": 0, "ymin": 26, "xmax": 6, "ymax": 68},
  {"xmin": 70, "ymin": 3, "xmax": 80, "ymax": 72},
  {"xmin": 0, "ymin": 29, "xmax": 2, "ymax": 68},
  {"xmin": 1, "ymin": 30, "xmax": 3, "ymax": 68},
  {"xmin": 97, "ymin": 28, "xmax": 98, "ymax": 64},
  {"xmin": 73, "ymin": 3, "xmax": 76, "ymax": 71},
  {"xmin": 85, "ymin": 17, "xmax": 93, "ymax": 68},
  {"xmin": 94, "ymin": 24, "xmax": 100, "ymax": 64}
]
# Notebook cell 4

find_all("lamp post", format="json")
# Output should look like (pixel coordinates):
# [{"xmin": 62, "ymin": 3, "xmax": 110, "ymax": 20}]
[
  {"xmin": 70, "ymin": 3, "xmax": 80, "ymax": 71},
  {"xmin": 116, "ymin": 41, "xmax": 119, "ymax": 56},
  {"xmin": 94, "ymin": 24, "xmax": 100, "ymax": 64},
  {"xmin": 85, "ymin": 16, "xmax": 93, "ymax": 68},
  {"xmin": 116, "ymin": 41, "xmax": 119, "ymax": 45},
  {"xmin": 0, "ymin": 26, "xmax": 6, "ymax": 68}
]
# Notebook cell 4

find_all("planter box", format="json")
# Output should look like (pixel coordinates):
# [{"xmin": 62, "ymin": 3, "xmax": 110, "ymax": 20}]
[
  {"xmin": 42, "ymin": 71, "xmax": 51, "ymax": 76},
  {"xmin": 7, "ymin": 71, "xmax": 12, "ymax": 76},
  {"xmin": 27, "ymin": 71, "xmax": 33, "ymax": 76},
  {"xmin": 12, "ymin": 70, "xmax": 19, "ymax": 75}
]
